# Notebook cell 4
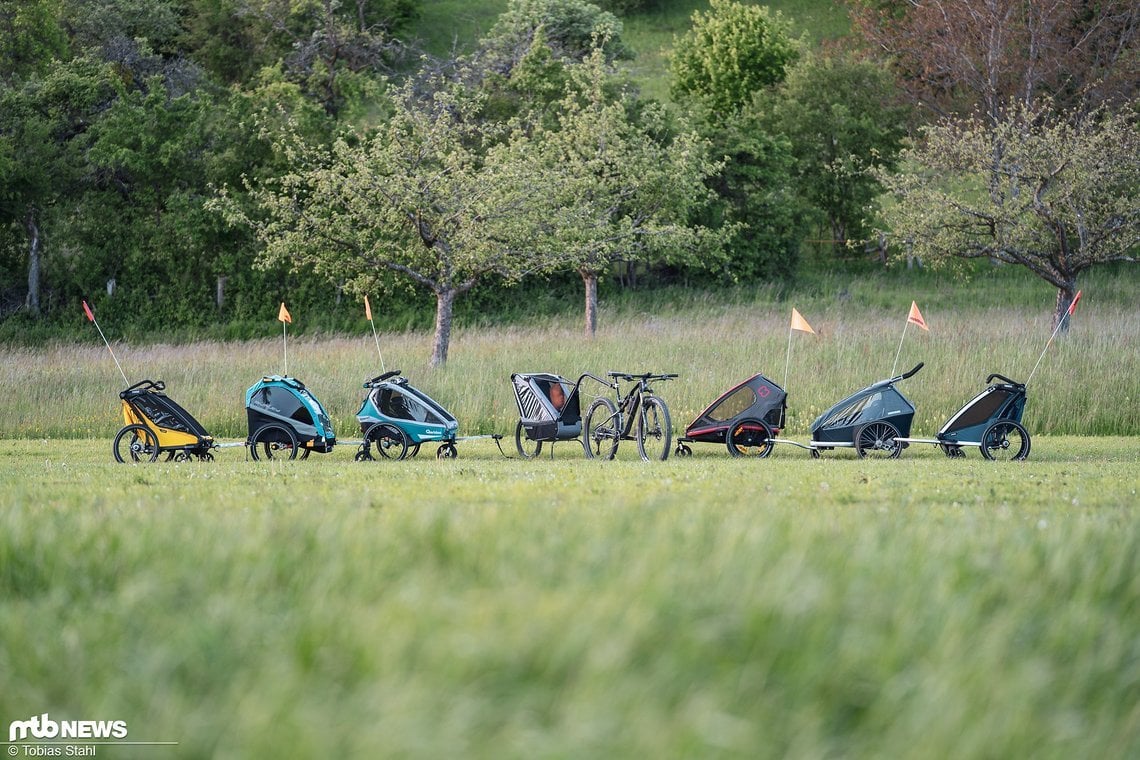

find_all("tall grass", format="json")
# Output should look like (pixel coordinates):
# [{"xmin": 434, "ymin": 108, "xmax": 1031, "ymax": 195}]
[
  {"xmin": 3, "ymin": 270, "xmax": 1137, "ymax": 439},
  {"xmin": 1, "ymin": 441, "xmax": 1138, "ymax": 757}
]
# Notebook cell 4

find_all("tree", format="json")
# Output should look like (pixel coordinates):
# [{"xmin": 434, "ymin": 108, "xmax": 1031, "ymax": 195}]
[
  {"xmin": 481, "ymin": 0, "xmax": 630, "ymax": 70},
  {"xmin": 694, "ymin": 107, "xmax": 805, "ymax": 282},
  {"xmin": 877, "ymin": 102, "xmax": 1139, "ymax": 328},
  {"xmin": 0, "ymin": 0, "xmax": 68, "ymax": 82},
  {"xmin": 849, "ymin": 0, "xmax": 1139, "ymax": 125},
  {"xmin": 522, "ymin": 50, "xmax": 724, "ymax": 336},
  {"xmin": 215, "ymin": 79, "xmax": 546, "ymax": 366},
  {"xmin": 184, "ymin": 0, "xmax": 416, "ymax": 114},
  {"xmin": 669, "ymin": 0, "xmax": 798, "ymax": 116},
  {"xmin": 0, "ymin": 56, "xmax": 119, "ymax": 317},
  {"xmin": 762, "ymin": 51, "xmax": 908, "ymax": 255}
]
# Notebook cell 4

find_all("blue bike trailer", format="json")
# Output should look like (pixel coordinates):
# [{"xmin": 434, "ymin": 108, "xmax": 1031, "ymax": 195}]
[
  {"xmin": 245, "ymin": 375, "xmax": 336, "ymax": 459},
  {"xmin": 353, "ymin": 370, "xmax": 460, "ymax": 461},
  {"xmin": 894, "ymin": 373, "xmax": 1030, "ymax": 460}
]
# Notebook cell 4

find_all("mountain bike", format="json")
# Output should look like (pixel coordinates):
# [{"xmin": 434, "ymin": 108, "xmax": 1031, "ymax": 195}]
[{"xmin": 583, "ymin": 372, "xmax": 677, "ymax": 461}]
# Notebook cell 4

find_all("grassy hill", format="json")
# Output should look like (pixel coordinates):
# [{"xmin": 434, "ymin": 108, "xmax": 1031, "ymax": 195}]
[{"xmin": 415, "ymin": 0, "xmax": 851, "ymax": 101}]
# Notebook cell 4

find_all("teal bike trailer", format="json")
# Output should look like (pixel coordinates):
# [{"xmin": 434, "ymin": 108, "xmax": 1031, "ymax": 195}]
[
  {"xmin": 245, "ymin": 375, "xmax": 336, "ymax": 460},
  {"xmin": 354, "ymin": 370, "xmax": 465, "ymax": 460}
]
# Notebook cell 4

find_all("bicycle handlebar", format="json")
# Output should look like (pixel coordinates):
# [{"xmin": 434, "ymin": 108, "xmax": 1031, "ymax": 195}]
[
  {"xmin": 986, "ymin": 372, "xmax": 1023, "ymax": 386},
  {"xmin": 365, "ymin": 369, "xmax": 402, "ymax": 386},
  {"xmin": 123, "ymin": 379, "xmax": 164, "ymax": 393},
  {"xmin": 606, "ymin": 371, "xmax": 679, "ymax": 382},
  {"xmin": 897, "ymin": 362, "xmax": 924, "ymax": 381}
]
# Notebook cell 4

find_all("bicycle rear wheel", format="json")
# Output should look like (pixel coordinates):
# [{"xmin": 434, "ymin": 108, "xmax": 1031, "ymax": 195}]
[{"xmin": 584, "ymin": 398, "xmax": 620, "ymax": 460}]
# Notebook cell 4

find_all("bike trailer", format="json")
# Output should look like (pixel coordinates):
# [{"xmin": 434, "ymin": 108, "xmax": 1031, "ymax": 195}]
[
  {"xmin": 511, "ymin": 373, "xmax": 583, "ymax": 443},
  {"xmin": 245, "ymin": 375, "xmax": 336, "ymax": 458}
]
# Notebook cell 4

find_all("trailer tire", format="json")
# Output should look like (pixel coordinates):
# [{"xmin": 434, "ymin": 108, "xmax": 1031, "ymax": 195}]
[{"xmin": 726, "ymin": 419, "xmax": 773, "ymax": 458}]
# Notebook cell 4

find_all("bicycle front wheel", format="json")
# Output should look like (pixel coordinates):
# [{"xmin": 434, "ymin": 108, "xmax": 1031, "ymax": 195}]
[
  {"xmin": 636, "ymin": 396, "xmax": 672, "ymax": 461},
  {"xmin": 584, "ymin": 398, "xmax": 620, "ymax": 460}
]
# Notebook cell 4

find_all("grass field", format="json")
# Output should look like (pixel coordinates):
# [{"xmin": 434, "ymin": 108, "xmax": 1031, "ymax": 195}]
[
  {"xmin": 1, "ymin": 438, "xmax": 1138, "ymax": 757},
  {"xmin": 3, "ymin": 268, "xmax": 1138, "ymax": 757},
  {"xmin": 4, "ymin": 267, "xmax": 1138, "ymax": 441}
]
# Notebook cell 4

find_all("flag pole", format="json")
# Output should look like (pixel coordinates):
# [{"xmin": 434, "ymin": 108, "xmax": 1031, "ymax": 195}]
[
  {"xmin": 784, "ymin": 319, "xmax": 794, "ymax": 391},
  {"xmin": 369, "ymin": 320, "xmax": 385, "ymax": 373},
  {"xmin": 282, "ymin": 317, "xmax": 288, "ymax": 376},
  {"xmin": 1026, "ymin": 291, "xmax": 1082, "ymax": 387},
  {"xmin": 890, "ymin": 320, "xmax": 909, "ymax": 378},
  {"xmin": 84, "ymin": 301, "xmax": 129, "ymax": 386},
  {"xmin": 365, "ymin": 296, "xmax": 385, "ymax": 373}
]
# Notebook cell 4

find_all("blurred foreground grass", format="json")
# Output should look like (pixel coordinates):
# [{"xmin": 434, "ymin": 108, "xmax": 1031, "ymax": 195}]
[{"xmin": 1, "ymin": 438, "xmax": 1138, "ymax": 758}]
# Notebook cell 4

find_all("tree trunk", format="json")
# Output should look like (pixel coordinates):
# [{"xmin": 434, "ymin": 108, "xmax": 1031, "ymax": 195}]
[
  {"xmin": 1053, "ymin": 283, "xmax": 1078, "ymax": 333},
  {"xmin": 24, "ymin": 208, "xmax": 41, "ymax": 318},
  {"xmin": 581, "ymin": 269, "xmax": 599, "ymax": 338},
  {"xmin": 430, "ymin": 287, "xmax": 457, "ymax": 366}
]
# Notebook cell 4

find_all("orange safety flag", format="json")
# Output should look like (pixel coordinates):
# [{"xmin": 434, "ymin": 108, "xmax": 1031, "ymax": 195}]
[
  {"xmin": 790, "ymin": 308, "xmax": 815, "ymax": 335},
  {"xmin": 907, "ymin": 301, "xmax": 928, "ymax": 331},
  {"xmin": 278, "ymin": 302, "xmax": 292, "ymax": 324},
  {"xmin": 1066, "ymin": 290, "xmax": 1082, "ymax": 316},
  {"xmin": 364, "ymin": 295, "xmax": 372, "ymax": 321},
  {"xmin": 82, "ymin": 300, "xmax": 95, "ymax": 322}
]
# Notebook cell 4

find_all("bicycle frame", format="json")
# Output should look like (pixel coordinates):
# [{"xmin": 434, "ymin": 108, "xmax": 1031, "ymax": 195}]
[{"xmin": 583, "ymin": 372, "xmax": 677, "ymax": 461}]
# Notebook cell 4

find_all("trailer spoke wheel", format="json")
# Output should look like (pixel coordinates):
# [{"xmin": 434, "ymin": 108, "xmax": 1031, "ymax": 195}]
[
  {"xmin": 515, "ymin": 420, "xmax": 543, "ymax": 459},
  {"xmin": 113, "ymin": 424, "xmax": 159, "ymax": 463},
  {"xmin": 855, "ymin": 422, "xmax": 902, "ymax": 459},
  {"xmin": 363, "ymin": 423, "xmax": 408, "ymax": 461},
  {"xmin": 407, "ymin": 443, "xmax": 421, "ymax": 459},
  {"xmin": 980, "ymin": 420, "xmax": 1030, "ymax": 461},
  {"xmin": 583, "ymin": 398, "xmax": 620, "ymax": 460},
  {"xmin": 726, "ymin": 419, "xmax": 773, "ymax": 458},
  {"xmin": 636, "ymin": 396, "xmax": 672, "ymax": 461},
  {"xmin": 250, "ymin": 423, "xmax": 298, "ymax": 461}
]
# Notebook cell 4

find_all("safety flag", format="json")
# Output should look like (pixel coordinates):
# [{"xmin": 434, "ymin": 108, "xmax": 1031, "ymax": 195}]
[
  {"xmin": 364, "ymin": 295, "xmax": 372, "ymax": 321},
  {"xmin": 1067, "ymin": 290, "xmax": 1082, "ymax": 317},
  {"xmin": 82, "ymin": 299, "xmax": 128, "ymax": 384},
  {"xmin": 790, "ymin": 308, "xmax": 815, "ymax": 335},
  {"xmin": 278, "ymin": 302, "xmax": 292, "ymax": 324},
  {"xmin": 907, "ymin": 301, "xmax": 928, "ymax": 331}
]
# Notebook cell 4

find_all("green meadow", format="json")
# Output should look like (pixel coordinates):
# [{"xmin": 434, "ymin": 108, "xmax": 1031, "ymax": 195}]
[
  {"xmin": 2, "ymin": 268, "xmax": 1139, "ymax": 757},
  {"xmin": 4, "ymin": 267, "xmax": 1137, "ymax": 442},
  {"xmin": 1, "ymin": 439, "xmax": 1138, "ymax": 757}
]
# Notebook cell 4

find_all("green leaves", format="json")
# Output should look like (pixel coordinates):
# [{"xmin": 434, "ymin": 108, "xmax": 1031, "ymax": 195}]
[
  {"xmin": 669, "ymin": 0, "xmax": 799, "ymax": 116},
  {"xmin": 878, "ymin": 101, "xmax": 1139, "ymax": 322}
]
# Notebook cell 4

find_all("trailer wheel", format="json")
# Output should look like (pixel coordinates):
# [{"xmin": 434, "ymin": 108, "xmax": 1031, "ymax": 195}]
[
  {"xmin": 980, "ymin": 420, "xmax": 1030, "ymax": 461},
  {"xmin": 363, "ymin": 423, "xmax": 408, "ymax": 461},
  {"xmin": 113, "ymin": 424, "xmax": 159, "ymax": 463},
  {"xmin": 854, "ymin": 422, "xmax": 902, "ymax": 459},
  {"xmin": 515, "ymin": 420, "xmax": 542, "ymax": 459},
  {"xmin": 940, "ymin": 444, "xmax": 966, "ymax": 458},
  {"xmin": 436, "ymin": 443, "xmax": 458, "ymax": 459},
  {"xmin": 675, "ymin": 443, "xmax": 692, "ymax": 457},
  {"xmin": 249, "ymin": 423, "xmax": 298, "ymax": 461},
  {"xmin": 726, "ymin": 419, "xmax": 773, "ymax": 458}
]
